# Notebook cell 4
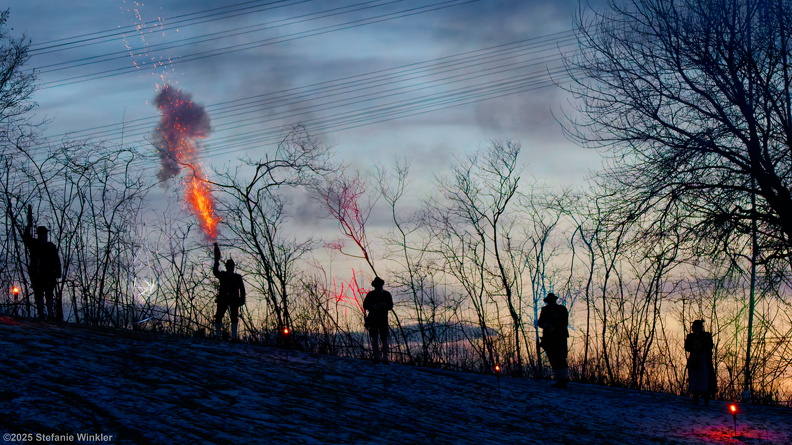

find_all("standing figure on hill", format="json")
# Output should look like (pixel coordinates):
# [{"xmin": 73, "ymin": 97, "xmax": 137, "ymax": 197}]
[
  {"xmin": 22, "ymin": 206, "xmax": 62, "ymax": 321},
  {"xmin": 213, "ymin": 243, "xmax": 246, "ymax": 340},
  {"xmin": 363, "ymin": 277, "xmax": 393, "ymax": 364},
  {"xmin": 538, "ymin": 292, "xmax": 569, "ymax": 388},
  {"xmin": 685, "ymin": 319, "xmax": 716, "ymax": 405}
]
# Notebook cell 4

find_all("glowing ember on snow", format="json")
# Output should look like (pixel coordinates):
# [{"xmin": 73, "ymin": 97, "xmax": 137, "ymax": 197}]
[
  {"xmin": 686, "ymin": 425, "xmax": 782, "ymax": 442},
  {"xmin": 153, "ymin": 85, "xmax": 220, "ymax": 240}
]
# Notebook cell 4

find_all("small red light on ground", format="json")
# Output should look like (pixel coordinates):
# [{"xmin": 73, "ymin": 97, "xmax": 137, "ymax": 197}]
[
  {"xmin": 494, "ymin": 365, "xmax": 501, "ymax": 373},
  {"xmin": 282, "ymin": 327, "xmax": 290, "ymax": 335},
  {"xmin": 11, "ymin": 287, "xmax": 19, "ymax": 294},
  {"xmin": 730, "ymin": 404, "xmax": 738, "ymax": 413}
]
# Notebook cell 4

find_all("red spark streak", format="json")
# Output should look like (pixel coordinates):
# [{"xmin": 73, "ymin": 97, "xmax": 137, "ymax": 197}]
[{"xmin": 331, "ymin": 269, "xmax": 365, "ymax": 314}]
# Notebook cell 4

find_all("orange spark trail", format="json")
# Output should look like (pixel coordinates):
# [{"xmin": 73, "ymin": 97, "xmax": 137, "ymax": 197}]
[{"xmin": 186, "ymin": 166, "xmax": 220, "ymax": 240}]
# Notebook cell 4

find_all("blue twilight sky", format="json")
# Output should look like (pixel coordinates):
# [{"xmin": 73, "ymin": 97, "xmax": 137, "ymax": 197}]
[{"xmin": 6, "ymin": 0, "xmax": 603, "ymax": 228}]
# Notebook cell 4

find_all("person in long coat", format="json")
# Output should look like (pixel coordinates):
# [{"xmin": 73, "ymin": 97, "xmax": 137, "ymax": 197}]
[
  {"xmin": 685, "ymin": 319, "xmax": 716, "ymax": 405},
  {"xmin": 363, "ymin": 277, "xmax": 393, "ymax": 364},
  {"xmin": 538, "ymin": 293, "xmax": 569, "ymax": 388}
]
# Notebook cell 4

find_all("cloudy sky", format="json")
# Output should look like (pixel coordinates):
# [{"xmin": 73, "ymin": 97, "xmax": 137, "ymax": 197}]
[
  {"xmin": 9, "ymin": 0, "xmax": 601, "ymax": 171},
  {"xmin": 5, "ymin": 0, "xmax": 606, "ymax": 248}
]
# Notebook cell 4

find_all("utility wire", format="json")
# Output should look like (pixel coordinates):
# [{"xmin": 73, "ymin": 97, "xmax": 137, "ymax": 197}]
[
  {"xmin": 55, "ymin": 42, "xmax": 573, "ymax": 148},
  {"xmin": 28, "ymin": 1, "xmax": 580, "ymax": 170},
  {"xmin": 40, "ymin": 30, "xmax": 577, "ymax": 145},
  {"xmin": 119, "ymin": 59, "xmax": 574, "ymax": 170},
  {"xmin": 36, "ymin": 0, "xmax": 479, "ymax": 88},
  {"xmin": 194, "ymin": 68, "xmax": 569, "ymax": 161},
  {"xmin": 29, "ymin": 0, "xmax": 310, "ymax": 52},
  {"xmin": 31, "ymin": 0, "xmax": 393, "ymax": 67}
]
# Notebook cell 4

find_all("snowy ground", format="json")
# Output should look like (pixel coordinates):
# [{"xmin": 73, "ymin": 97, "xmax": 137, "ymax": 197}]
[{"xmin": 0, "ymin": 316, "xmax": 790, "ymax": 445}]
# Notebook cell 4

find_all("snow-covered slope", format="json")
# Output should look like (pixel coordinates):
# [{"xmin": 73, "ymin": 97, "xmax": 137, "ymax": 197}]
[{"xmin": 1, "ymin": 316, "xmax": 790, "ymax": 444}]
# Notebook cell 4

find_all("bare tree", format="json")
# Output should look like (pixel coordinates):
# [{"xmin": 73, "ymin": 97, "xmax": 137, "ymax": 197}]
[
  {"xmin": 314, "ymin": 170, "xmax": 379, "ymax": 275},
  {"xmin": 216, "ymin": 125, "xmax": 334, "ymax": 334},
  {"xmin": 518, "ymin": 189, "xmax": 568, "ymax": 377},
  {"xmin": 564, "ymin": 0, "xmax": 792, "ymax": 396},
  {"xmin": 376, "ymin": 160, "xmax": 450, "ymax": 366},
  {"xmin": 423, "ymin": 141, "xmax": 524, "ymax": 373},
  {"xmin": 564, "ymin": 0, "xmax": 792, "ymax": 263},
  {"xmin": 0, "ymin": 10, "xmax": 37, "ymax": 316},
  {"xmin": 564, "ymin": 193, "xmax": 599, "ymax": 381},
  {"xmin": 143, "ymin": 205, "xmax": 215, "ymax": 335},
  {"xmin": 0, "ymin": 10, "xmax": 35, "ymax": 128}
]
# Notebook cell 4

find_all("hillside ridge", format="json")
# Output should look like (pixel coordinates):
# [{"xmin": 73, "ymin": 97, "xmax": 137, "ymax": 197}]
[{"xmin": 1, "ymin": 316, "xmax": 790, "ymax": 444}]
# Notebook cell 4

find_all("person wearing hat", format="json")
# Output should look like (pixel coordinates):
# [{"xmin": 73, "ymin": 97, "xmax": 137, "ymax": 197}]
[
  {"xmin": 22, "ymin": 224, "xmax": 62, "ymax": 321},
  {"xmin": 685, "ymin": 319, "xmax": 716, "ymax": 405},
  {"xmin": 537, "ymin": 292, "xmax": 569, "ymax": 388},
  {"xmin": 213, "ymin": 243, "xmax": 246, "ymax": 340},
  {"xmin": 363, "ymin": 277, "xmax": 393, "ymax": 364}
]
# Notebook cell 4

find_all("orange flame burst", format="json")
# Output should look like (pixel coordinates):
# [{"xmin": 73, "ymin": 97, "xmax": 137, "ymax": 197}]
[{"xmin": 185, "ymin": 166, "xmax": 220, "ymax": 240}]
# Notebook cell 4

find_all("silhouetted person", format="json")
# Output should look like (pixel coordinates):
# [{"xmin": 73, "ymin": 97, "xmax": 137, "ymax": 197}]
[
  {"xmin": 363, "ymin": 277, "xmax": 393, "ymax": 364},
  {"xmin": 685, "ymin": 319, "xmax": 716, "ymax": 405},
  {"xmin": 22, "ymin": 224, "xmax": 61, "ymax": 321},
  {"xmin": 538, "ymin": 292, "xmax": 569, "ymax": 388},
  {"xmin": 213, "ymin": 243, "xmax": 246, "ymax": 340}
]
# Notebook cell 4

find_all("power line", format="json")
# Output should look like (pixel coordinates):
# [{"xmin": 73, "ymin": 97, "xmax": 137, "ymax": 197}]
[
  {"xmin": 31, "ymin": 0, "xmax": 391, "ymax": 67},
  {"xmin": 115, "ymin": 56, "xmax": 574, "ymax": 170},
  {"xmin": 29, "ymin": 0, "xmax": 309, "ymax": 52},
  {"xmin": 35, "ymin": 0, "xmax": 479, "ymax": 88},
  {"xmin": 201, "ymin": 66, "xmax": 570, "ymax": 155},
  {"xmin": 196, "ymin": 68, "xmax": 569, "ymax": 161},
  {"xmin": 41, "ymin": 30, "xmax": 576, "ymax": 145},
  {"xmin": 78, "ymin": 48, "xmax": 571, "ymax": 149},
  {"xmin": 204, "ymin": 52, "xmax": 568, "ymax": 143},
  {"xmin": 41, "ymin": 61, "xmax": 573, "ymax": 173},
  {"xmin": 28, "ymin": 1, "xmax": 581, "ymax": 172}
]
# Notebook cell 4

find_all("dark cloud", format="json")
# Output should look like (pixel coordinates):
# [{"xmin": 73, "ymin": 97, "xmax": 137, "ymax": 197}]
[
  {"xmin": 16, "ymin": 0, "xmax": 597, "ymax": 201},
  {"xmin": 152, "ymin": 85, "xmax": 211, "ymax": 181},
  {"xmin": 473, "ymin": 88, "xmax": 564, "ymax": 136},
  {"xmin": 427, "ymin": 0, "xmax": 581, "ymax": 46}
]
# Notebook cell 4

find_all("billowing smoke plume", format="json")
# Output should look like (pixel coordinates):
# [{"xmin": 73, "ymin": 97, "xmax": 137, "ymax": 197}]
[
  {"xmin": 153, "ymin": 85, "xmax": 212, "ymax": 181},
  {"xmin": 152, "ymin": 85, "xmax": 220, "ymax": 241}
]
